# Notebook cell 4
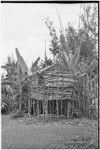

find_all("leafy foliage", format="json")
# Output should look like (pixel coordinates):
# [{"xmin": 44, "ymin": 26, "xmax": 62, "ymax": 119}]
[
  {"xmin": 65, "ymin": 24, "xmax": 78, "ymax": 55},
  {"xmin": 79, "ymin": 4, "xmax": 98, "ymax": 61},
  {"xmin": 1, "ymin": 56, "xmax": 29, "ymax": 114},
  {"xmin": 45, "ymin": 18, "xmax": 60, "ymax": 56}
]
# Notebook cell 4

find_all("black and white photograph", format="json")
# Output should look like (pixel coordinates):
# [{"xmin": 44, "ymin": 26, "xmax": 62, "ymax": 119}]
[{"xmin": 1, "ymin": 1, "xmax": 99, "ymax": 149}]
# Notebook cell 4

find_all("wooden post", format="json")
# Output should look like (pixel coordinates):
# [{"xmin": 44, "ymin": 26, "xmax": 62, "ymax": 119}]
[
  {"xmin": 64, "ymin": 100, "xmax": 66, "ymax": 117},
  {"xmin": 52, "ymin": 100, "xmax": 54, "ymax": 114},
  {"xmin": 37, "ymin": 100, "xmax": 39, "ymax": 118},
  {"xmin": 11, "ymin": 94, "xmax": 14, "ymax": 111},
  {"xmin": 28, "ymin": 80, "xmax": 31, "ymax": 115},
  {"xmin": 61, "ymin": 100, "xmax": 62, "ymax": 116},
  {"xmin": 56, "ymin": 100, "xmax": 59, "ymax": 119},
  {"xmin": 51, "ymin": 100, "xmax": 52, "ymax": 114},
  {"xmin": 67, "ymin": 102, "xmax": 71, "ymax": 119},
  {"xmin": 49, "ymin": 101, "xmax": 52, "ymax": 120},
  {"xmin": 47, "ymin": 101, "xmax": 48, "ymax": 115},
  {"xmin": 50, "ymin": 101, "xmax": 51, "ymax": 114},
  {"xmin": 71, "ymin": 100, "xmax": 74, "ymax": 118},
  {"xmin": 28, "ymin": 98, "xmax": 31, "ymax": 115},
  {"xmin": 46, "ymin": 101, "xmax": 48, "ymax": 119},
  {"xmin": 36, "ymin": 100, "xmax": 38, "ymax": 115},
  {"xmin": 43, "ymin": 101, "xmax": 45, "ymax": 122},
  {"xmin": 33, "ymin": 100, "xmax": 35, "ymax": 115}
]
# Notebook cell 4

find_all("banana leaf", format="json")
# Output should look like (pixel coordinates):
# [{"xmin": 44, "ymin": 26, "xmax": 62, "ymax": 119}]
[{"xmin": 15, "ymin": 48, "xmax": 28, "ymax": 75}]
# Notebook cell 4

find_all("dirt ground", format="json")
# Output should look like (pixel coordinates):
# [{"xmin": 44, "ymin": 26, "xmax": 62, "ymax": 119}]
[{"xmin": 1, "ymin": 114, "xmax": 99, "ymax": 149}]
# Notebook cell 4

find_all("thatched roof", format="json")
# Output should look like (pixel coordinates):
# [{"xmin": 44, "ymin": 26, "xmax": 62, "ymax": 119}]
[{"xmin": 31, "ymin": 61, "xmax": 73, "ymax": 76}]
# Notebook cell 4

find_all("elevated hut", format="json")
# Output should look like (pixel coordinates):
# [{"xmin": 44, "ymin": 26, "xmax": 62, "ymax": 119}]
[{"xmin": 28, "ymin": 61, "xmax": 78, "ymax": 119}]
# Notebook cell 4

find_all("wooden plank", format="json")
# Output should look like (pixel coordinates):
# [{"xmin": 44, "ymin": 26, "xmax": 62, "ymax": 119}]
[
  {"xmin": 31, "ymin": 89, "xmax": 74, "ymax": 94},
  {"xmin": 45, "ymin": 79, "xmax": 75, "ymax": 83},
  {"xmin": 46, "ymin": 82, "xmax": 74, "ymax": 87}
]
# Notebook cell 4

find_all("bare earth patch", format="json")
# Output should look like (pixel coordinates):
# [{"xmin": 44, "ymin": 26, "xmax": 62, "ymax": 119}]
[{"xmin": 1, "ymin": 115, "xmax": 98, "ymax": 149}]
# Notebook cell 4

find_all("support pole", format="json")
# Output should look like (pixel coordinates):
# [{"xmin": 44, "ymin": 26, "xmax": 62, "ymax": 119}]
[
  {"xmin": 50, "ymin": 101, "xmax": 51, "ymax": 119},
  {"xmin": 33, "ymin": 100, "xmax": 35, "ymax": 115},
  {"xmin": 28, "ymin": 80, "xmax": 31, "ymax": 115},
  {"xmin": 51, "ymin": 100, "xmax": 52, "ymax": 114},
  {"xmin": 43, "ymin": 101, "xmax": 45, "ymax": 122},
  {"xmin": 37, "ymin": 100, "xmax": 39, "ymax": 118},
  {"xmin": 56, "ymin": 100, "xmax": 59, "ymax": 119},
  {"xmin": 61, "ymin": 100, "xmax": 62, "ymax": 116},
  {"xmin": 71, "ymin": 100, "xmax": 74, "ymax": 118},
  {"xmin": 28, "ymin": 98, "xmax": 31, "ymax": 115},
  {"xmin": 50, "ymin": 101, "xmax": 51, "ymax": 115},
  {"xmin": 46, "ymin": 101, "xmax": 48, "ymax": 119},
  {"xmin": 52, "ymin": 100, "xmax": 54, "ymax": 114},
  {"xmin": 67, "ymin": 102, "xmax": 70, "ymax": 119},
  {"xmin": 64, "ymin": 100, "xmax": 66, "ymax": 117}
]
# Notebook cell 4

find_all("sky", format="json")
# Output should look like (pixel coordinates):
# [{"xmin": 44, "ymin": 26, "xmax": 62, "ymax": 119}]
[{"xmin": 0, "ymin": 3, "xmax": 81, "ymax": 74}]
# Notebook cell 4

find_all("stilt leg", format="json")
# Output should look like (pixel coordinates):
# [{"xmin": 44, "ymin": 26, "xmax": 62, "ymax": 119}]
[
  {"xmin": 67, "ymin": 102, "xmax": 71, "ymax": 119},
  {"xmin": 37, "ymin": 100, "xmax": 39, "ymax": 118},
  {"xmin": 56, "ymin": 100, "xmax": 59, "ymax": 119},
  {"xmin": 50, "ymin": 101, "xmax": 51, "ymax": 119},
  {"xmin": 52, "ymin": 100, "xmax": 54, "ymax": 114},
  {"xmin": 33, "ymin": 100, "xmax": 35, "ymax": 115},
  {"xmin": 43, "ymin": 101, "xmax": 45, "ymax": 122},
  {"xmin": 50, "ymin": 101, "xmax": 52, "ymax": 114},
  {"xmin": 46, "ymin": 101, "xmax": 48, "ymax": 119},
  {"xmin": 61, "ymin": 100, "xmax": 62, "ymax": 116},
  {"xmin": 28, "ymin": 98, "xmax": 31, "ymax": 115}
]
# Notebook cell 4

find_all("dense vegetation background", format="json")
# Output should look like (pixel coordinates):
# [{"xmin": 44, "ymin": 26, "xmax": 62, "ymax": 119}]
[{"xmin": 1, "ymin": 3, "xmax": 98, "ymax": 119}]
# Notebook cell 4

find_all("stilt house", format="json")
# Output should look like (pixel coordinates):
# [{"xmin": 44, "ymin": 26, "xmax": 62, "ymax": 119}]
[{"xmin": 28, "ymin": 61, "xmax": 78, "ymax": 119}]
